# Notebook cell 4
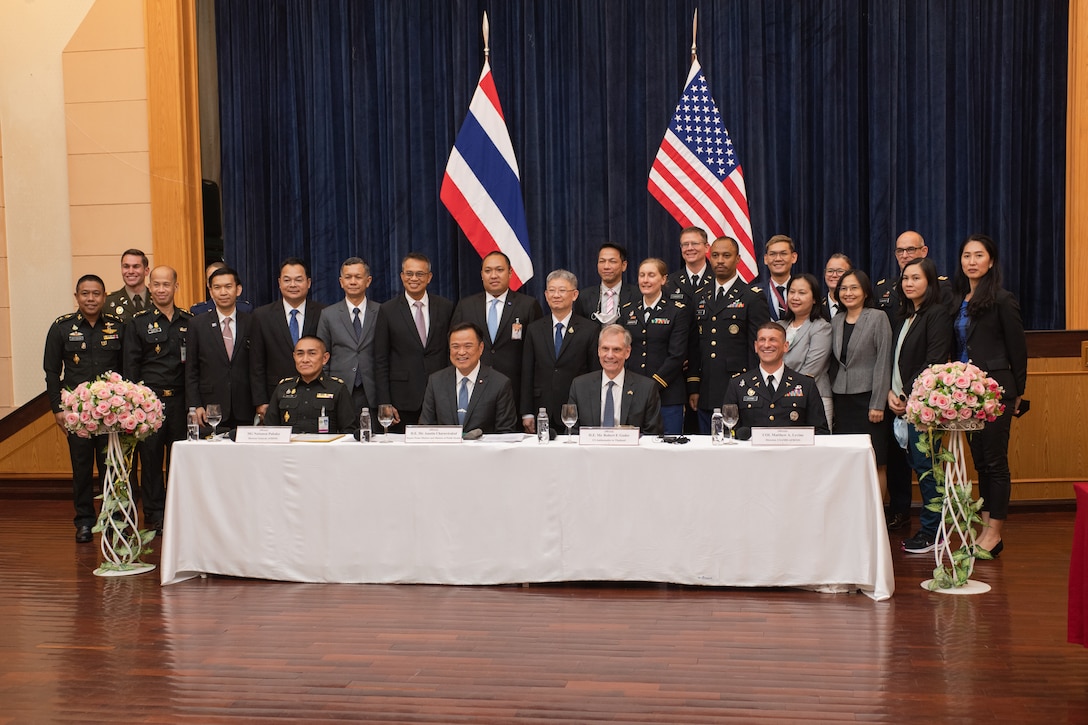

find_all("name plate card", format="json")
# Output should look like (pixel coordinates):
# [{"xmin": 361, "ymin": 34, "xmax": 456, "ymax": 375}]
[
  {"xmin": 578, "ymin": 426, "xmax": 641, "ymax": 446},
  {"xmin": 750, "ymin": 426, "xmax": 815, "ymax": 446},
  {"xmin": 235, "ymin": 426, "xmax": 292, "ymax": 444},
  {"xmin": 404, "ymin": 425, "xmax": 464, "ymax": 444}
]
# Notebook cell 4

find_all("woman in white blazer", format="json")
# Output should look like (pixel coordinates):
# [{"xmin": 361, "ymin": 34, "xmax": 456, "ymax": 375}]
[
  {"xmin": 831, "ymin": 270, "xmax": 893, "ymax": 490},
  {"xmin": 778, "ymin": 273, "xmax": 833, "ymax": 428}
]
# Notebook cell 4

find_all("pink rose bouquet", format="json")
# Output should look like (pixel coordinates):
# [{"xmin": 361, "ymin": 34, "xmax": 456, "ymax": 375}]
[
  {"xmin": 905, "ymin": 361, "xmax": 1004, "ymax": 430},
  {"xmin": 59, "ymin": 372, "xmax": 164, "ymax": 440}
]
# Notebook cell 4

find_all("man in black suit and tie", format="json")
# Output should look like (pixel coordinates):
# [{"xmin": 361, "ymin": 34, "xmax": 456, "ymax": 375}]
[
  {"xmin": 750, "ymin": 234, "xmax": 796, "ymax": 322},
  {"xmin": 450, "ymin": 250, "xmax": 542, "ymax": 412},
  {"xmin": 252, "ymin": 257, "xmax": 325, "ymax": 421},
  {"xmin": 567, "ymin": 324, "xmax": 663, "ymax": 435},
  {"xmin": 374, "ymin": 253, "xmax": 454, "ymax": 430},
  {"xmin": 574, "ymin": 243, "xmax": 635, "ymax": 324},
  {"xmin": 521, "ymin": 269, "xmax": 600, "ymax": 434},
  {"xmin": 687, "ymin": 236, "xmax": 771, "ymax": 433},
  {"xmin": 419, "ymin": 322, "xmax": 518, "ymax": 434},
  {"xmin": 185, "ymin": 267, "xmax": 257, "ymax": 430},
  {"xmin": 664, "ymin": 227, "xmax": 712, "ymax": 304},
  {"xmin": 723, "ymin": 322, "xmax": 829, "ymax": 439},
  {"xmin": 317, "ymin": 257, "xmax": 381, "ymax": 418}
]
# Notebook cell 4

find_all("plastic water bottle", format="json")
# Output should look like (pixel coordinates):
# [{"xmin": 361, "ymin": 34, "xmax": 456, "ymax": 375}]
[
  {"xmin": 359, "ymin": 407, "xmax": 372, "ymax": 442},
  {"xmin": 537, "ymin": 408, "xmax": 550, "ymax": 444},
  {"xmin": 711, "ymin": 407, "xmax": 725, "ymax": 445},
  {"xmin": 186, "ymin": 407, "xmax": 199, "ymax": 441}
]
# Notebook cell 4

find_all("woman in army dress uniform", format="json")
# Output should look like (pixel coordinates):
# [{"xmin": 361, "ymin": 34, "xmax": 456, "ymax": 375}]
[{"xmin": 622, "ymin": 258, "xmax": 692, "ymax": 434}]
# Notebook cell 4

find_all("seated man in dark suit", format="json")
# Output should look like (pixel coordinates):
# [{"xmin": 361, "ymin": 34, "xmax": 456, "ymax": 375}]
[
  {"xmin": 266, "ymin": 336, "xmax": 357, "ymax": 434},
  {"xmin": 723, "ymin": 322, "xmax": 829, "ymax": 439},
  {"xmin": 419, "ymin": 322, "xmax": 518, "ymax": 434},
  {"xmin": 567, "ymin": 324, "xmax": 663, "ymax": 435}
]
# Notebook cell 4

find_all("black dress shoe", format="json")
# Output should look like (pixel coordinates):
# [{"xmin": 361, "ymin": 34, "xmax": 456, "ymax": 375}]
[
  {"xmin": 886, "ymin": 511, "xmax": 910, "ymax": 531},
  {"xmin": 976, "ymin": 540, "xmax": 1004, "ymax": 559},
  {"xmin": 75, "ymin": 525, "xmax": 93, "ymax": 544}
]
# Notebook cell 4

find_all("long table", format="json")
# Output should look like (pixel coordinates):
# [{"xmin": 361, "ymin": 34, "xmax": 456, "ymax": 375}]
[{"xmin": 161, "ymin": 435, "xmax": 894, "ymax": 600}]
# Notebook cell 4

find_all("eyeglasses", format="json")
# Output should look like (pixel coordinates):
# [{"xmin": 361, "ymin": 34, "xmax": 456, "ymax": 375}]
[
  {"xmin": 824, "ymin": 268, "xmax": 848, "ymax": 276},
  {"xmin": 401, "ymin": 271, "xmax": 430, "ymax": 278},
  {"xmin": 680, "ymin": 241, "xmax": 706, "ymax": 249},
  {"xmin": 765, "ymin": 251, "xmax": 793, "ymax": 259},
  {"xmin": 894, "ymin": 246, "xmax": 925, "ymax": 257},
  {"xmin": 545, "ymin": 287, "xmax": 575, "ymax": 295}
]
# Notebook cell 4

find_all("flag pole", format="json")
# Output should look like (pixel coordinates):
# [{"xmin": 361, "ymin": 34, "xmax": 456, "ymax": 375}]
[
  {"xmin": 483, "ymin": 11, "xmax": 490, "ymax": 60},
  {"xmin": 691, "ymin": 8, "xmax": 698, "ymax": 62}
]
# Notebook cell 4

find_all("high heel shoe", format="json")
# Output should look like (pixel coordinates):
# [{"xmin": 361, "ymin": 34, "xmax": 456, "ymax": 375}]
[{"xmin": 975, "ymin": 540, "xmax": 1003, "ymax": 559}]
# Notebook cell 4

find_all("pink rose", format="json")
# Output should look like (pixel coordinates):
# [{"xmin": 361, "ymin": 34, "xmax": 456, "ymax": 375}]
[
  {"xmin": 919, "ymin": 407, "xmax": 937, "ymax": 424},
  {"xmin": 109, "ymin": 395, "xmax": 124, "ymax": 408},
  {"xmin": 959, "ymin": 407, "xmax": 973, "ymax": 419},
  {"xmin": 85, "ymin": 421, "xmax": 98, "ymax": 433},
  {"xmin": 941, "ymin": 408, "xmax": 958, "ymax": 420},
  {"xmin": 108, "ymin": 372, "xmax": 122, "ymax": 383},
  {"xmin": 940, "ymin": 372, "xmax": 956, "ymax": 387},
  {"xmin": 103, "ymin": 412, "xmax": 118, "ymax": 427},
  {"xmin": 134, "ymin": 409, "xmax": 147, "ymax": 423},
  {"xmin": 952, "ymin": 390, "xmax": 968, "ymax": 403},
  {"xmin": 971, "ymin": 381, "xmax": 986, "ymax": 396},
  {"xmin": 982, "ymin": 399, "xmax": 999, "ymax": 415},
  {"xmin": 954, "ymin": 374, "xmax": 971, "ymax": 388},
  {"xmin": 929, "ymin": 392, "xmax": 951, "ymax": 409}
]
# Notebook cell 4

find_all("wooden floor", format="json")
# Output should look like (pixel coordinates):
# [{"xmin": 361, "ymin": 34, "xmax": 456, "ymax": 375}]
[{"xmin": 1, "ymin": 501, "xmax": 1086, "ymax": 724}]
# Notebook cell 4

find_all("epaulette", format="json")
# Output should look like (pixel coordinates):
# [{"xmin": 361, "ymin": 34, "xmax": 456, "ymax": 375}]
[
  {"xmin": 877, "ymin": 279, "xmax": 887, "ymax": 285},
  {"xmin": 731, "ymin": 371, "xmax": 743, "ymax": 378},
  {"xmin": 277, "ymin": 376, "xmax": 294, "ymax": 385},
  {"xmin": 621, "ymin": 301, "xmax": 633, "ymax": 309},
  {"xmin": 101, "ymin": 312, "xmax": 123, "ymax": 322},
  {"xmin": 330, "ymin": 376, "xmax": 346, "ymax": 384},
  {"xmin": 938, "ymin": 275, "xmax": 948, "ymax": 281},
  {"xmin": 178, "ymin": 307, "xmax": 195, "ymax": 317},
  {"xmin": 54, "ymin": 312, "xmax": 77, "ymax": 324},
  {"xmin": 131, "ymin": 307, "xmax": 155, "ymax": 319}
]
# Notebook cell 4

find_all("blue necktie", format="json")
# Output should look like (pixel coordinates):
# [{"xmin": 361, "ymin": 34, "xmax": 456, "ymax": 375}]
[
  {"xmin": 487, "ymin": 298, "xmax": 500, "ymax": 342},
  {"xmin": 603, "ymin": 381, "xmax": 616, "ymax": 427},
  {"xmin": 457, "ymin": 377, "xmax": 469, "ymax": 426},
  {"xmin": 352, "ymin": 307, "xmax": 362, "ymax": 340},
  {"xmin": 554, "ymin": 322, "xmax": 564, "ymax": 358},
  {"xmin": 289, "ymin": 309, "xmax": 300, "ymax": 345}
]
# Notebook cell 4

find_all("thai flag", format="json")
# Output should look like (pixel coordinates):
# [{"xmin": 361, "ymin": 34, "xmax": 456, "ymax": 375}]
[{"xmin": 441, "ymin": 60, "xmax": 534, "ymax": 289}]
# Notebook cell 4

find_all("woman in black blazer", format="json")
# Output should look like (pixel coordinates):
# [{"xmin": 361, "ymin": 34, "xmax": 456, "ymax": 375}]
[
  {"xmin": 950, "ymin": 234, "xmax": 1028, "ymax": 558},
  {"xmin": 623, "ymin": 258, "xmax": 692, "ymax": 434},
  {"xmin": 887, "ymin": 259, "xmax": 953, "ymax": 554}
]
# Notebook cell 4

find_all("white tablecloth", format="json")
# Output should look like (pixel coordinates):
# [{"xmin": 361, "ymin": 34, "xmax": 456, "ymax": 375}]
[{"xmin": 161, "ymin": 435, "xmax": 894, "ymax": 600}]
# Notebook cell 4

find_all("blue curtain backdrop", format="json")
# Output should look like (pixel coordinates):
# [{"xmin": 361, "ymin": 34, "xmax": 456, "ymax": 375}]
[{"xmin": 215, "ymin": 0, "xmax": 1067, "ymax": 329}]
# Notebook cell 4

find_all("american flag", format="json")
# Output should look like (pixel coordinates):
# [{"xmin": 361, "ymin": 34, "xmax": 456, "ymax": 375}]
[
  {"xmin": 441, "ymin": 60, "xmax": 534, "ymax": 290},
  {"xmin": 648, "ymin": 59, "xmax": 757, "ymax": 281}
]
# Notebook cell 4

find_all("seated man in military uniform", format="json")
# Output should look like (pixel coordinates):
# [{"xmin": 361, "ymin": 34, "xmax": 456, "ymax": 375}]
[
  {"xmin": 723, "ymin": 322, "xmax": 829, "ymax": 439},
  {"xmin": 266, "ymin": 336, "xmax": 357, "ymax": 434}
]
